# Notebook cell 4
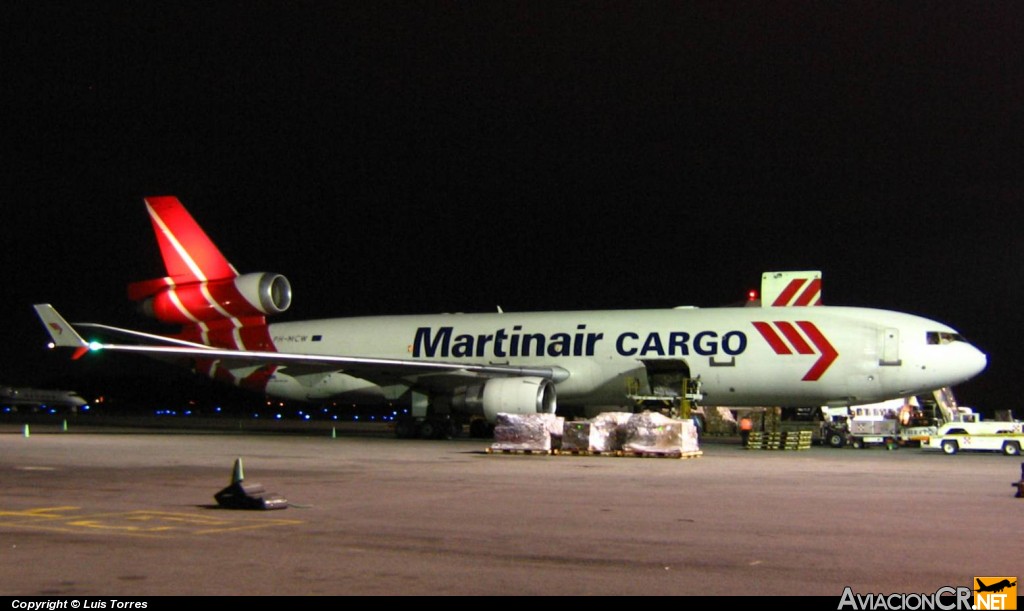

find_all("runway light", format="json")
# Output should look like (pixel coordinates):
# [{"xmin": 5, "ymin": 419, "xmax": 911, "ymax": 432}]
[
  {"xmin": 303, "ymin": 414, "xmax": 310, "ymax": 421},
  {"xmin": 275, "ymin": 413, "xmax": 282, "ymax": 420},
  {"xmin": 215, "ymin": 407, "xmax": 222, "ymax": 413}
]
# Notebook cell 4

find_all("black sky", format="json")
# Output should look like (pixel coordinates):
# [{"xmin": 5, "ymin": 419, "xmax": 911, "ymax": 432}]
[{"xmin": 2, "ymin": 3, "xmax": 1020, "ymax": 412}]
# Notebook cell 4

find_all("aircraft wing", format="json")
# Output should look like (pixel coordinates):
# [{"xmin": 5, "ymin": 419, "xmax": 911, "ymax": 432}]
[{"xmin": 33, "ymin": 304, "xmax": 570, "ymax": 385}]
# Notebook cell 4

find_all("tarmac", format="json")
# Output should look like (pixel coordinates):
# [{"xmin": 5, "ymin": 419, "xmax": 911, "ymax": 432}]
[{"xmin": 1, "ymin": 422, "xmax": 1020, "ymax": 596}]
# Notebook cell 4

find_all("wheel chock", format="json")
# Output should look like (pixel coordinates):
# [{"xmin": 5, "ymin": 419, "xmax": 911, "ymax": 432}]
[{"xmin": 214, "ymin": 457, "xmax": 288, "ymax": 510}]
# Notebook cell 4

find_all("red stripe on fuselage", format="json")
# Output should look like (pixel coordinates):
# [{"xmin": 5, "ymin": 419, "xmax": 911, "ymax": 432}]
[
  {"xmin": 240, "ymin": 365, "xmax": 277, "ymax": 392},
  {"xmin": 774, "ymin": 321, "xmax": 814, "ymax": 355},
  {"xmin": 753, "ymin": 321, "xmax": 791, "ymax": 355},
  {"xmin": 796, "ymin": 321, "xmax": 838, "ymax": 381}
]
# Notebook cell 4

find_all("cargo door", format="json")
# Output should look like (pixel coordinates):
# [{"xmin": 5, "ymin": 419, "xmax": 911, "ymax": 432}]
[{"xmin": 880, "ymin": 328, "xmax": 901, "ymax": 366}]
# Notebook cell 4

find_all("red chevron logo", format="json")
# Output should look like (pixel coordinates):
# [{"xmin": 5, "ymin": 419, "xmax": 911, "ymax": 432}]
[
  {"xmin": 752, "ymin": 321, "xmax": 838, "ymax": 381},
  {"xmin": 772, "ymin": 278, "xmax": 822, "ymax": 306}
]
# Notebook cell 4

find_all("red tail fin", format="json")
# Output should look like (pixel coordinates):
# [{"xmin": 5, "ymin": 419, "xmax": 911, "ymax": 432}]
[
  {"xmin": 146, "ymin": 195, "xmax": 237, "ymax": 282},
  {"xmin": 127, "ymin": 196, "xmax": 291, "ymax": 328}
]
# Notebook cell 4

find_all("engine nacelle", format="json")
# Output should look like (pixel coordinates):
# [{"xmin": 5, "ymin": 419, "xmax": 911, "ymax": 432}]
[
  {"xmin": 140, "ymin": 272, "xmax": 292, "ymax": 324},
  {"xmin": 452, "ymin": 377, "xmax": 557, "ymax": 423}
]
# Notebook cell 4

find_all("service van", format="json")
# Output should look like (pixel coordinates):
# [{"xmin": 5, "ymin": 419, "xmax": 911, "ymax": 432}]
[{"xmin": 924, "ymin": 421, "xmax": 1024, "ymax": 455}]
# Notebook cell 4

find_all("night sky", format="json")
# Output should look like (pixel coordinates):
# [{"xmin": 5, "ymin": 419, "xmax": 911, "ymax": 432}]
[{"xmin": 3, "ymin": 4, "xmax": 1020, "ymax": 413}]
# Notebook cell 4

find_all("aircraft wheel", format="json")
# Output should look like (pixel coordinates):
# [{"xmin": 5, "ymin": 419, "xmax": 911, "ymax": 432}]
[
  {"xmin": 469, "ymin": 420, "xmax": 489, "ymax": 438},
  {"xmin": 395, "ymin": 419, "xmax": 416, "ymax": 439},
  {"xmin": 418, "ymin": 419, "xmax": 438, "ymax": 439},
  {"xmin": 941, "ymin": 440, "xmax": 959, "ymax": 455},
  {"xmin": 1003, "ymin": 441, "xmax": 1021, "ymax": 456}
]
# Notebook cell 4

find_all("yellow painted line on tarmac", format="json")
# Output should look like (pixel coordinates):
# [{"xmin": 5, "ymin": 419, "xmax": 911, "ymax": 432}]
[
  {"xmin": 0, "ymin": 506, "xmax": 81, "ymax": 517},
  {"xmin": 0, "ymin": 506, "xmax": 302, "ymax": 537}
]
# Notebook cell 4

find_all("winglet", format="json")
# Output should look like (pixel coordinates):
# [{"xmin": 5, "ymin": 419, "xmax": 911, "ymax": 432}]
[{"xmin": 33, "ymin": 304, "xmax": 91, "ymax": 359}]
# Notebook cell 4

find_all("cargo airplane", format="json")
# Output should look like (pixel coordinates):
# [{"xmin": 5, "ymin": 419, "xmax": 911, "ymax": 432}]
[{"xmin": 35, "ymin": 197, "xmax": 987, "ymax": 438}]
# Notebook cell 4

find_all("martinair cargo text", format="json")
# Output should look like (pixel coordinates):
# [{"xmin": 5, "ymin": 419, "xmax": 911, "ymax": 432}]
[{"xmin": 35, "ymin": 197, "xmax": 987, "ymax": 437}]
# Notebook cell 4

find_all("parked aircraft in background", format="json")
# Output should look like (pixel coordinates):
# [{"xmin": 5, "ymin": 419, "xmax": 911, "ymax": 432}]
[
  {"xmin": 35, "ymin": 197, "xmax": 986, "ymax": 437},
  {"xmin": 0, "ymin": 385, "xmax": 87, "ymax": 410}
]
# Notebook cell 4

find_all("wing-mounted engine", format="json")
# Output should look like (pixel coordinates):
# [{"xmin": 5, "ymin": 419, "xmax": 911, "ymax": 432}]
[
  {"xmin": 452, "ymin": 376, "xmax": 557, "ymax": 422},
  {"xmin": 132, "ymin": 272, "xmax": 292, "ymax": 325}
]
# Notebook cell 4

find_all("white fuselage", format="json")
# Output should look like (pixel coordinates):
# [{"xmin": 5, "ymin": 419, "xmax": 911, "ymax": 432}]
[{"xmin": 259, "ymin": 306, "xmax": 986, "ymax": 408}]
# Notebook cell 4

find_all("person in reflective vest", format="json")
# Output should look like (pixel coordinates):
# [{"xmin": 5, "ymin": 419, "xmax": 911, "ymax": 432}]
[{"xmin": 739, "ymin": 416, "xmax": 753, "ymax": 446}]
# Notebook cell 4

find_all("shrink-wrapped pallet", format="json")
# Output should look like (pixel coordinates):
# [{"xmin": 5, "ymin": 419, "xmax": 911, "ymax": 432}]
[
  {"xmin": 490, "ymin": 413, "xmax": 553, "ymax": 451},
  {"xmin": 561, "ymin": 421, "xmax": 593, "ymax": 452},
  {"xmin": 622, "ymin": 411, "xmax": 700, "ymax": 455},
  {"xmin": 562, "ymin": 412, "xmax": 632, "ymax": 452},
  {"xmin": 544, "ymin": 415, "xmax": 565, "ymax": 447}
]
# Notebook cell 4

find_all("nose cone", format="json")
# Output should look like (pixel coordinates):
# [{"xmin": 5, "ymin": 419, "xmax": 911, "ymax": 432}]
[
  {"xmin": 943, "ymin": 342, "xmax": 988, "ymax": 387},
  {"xmin": 964, "ymin": 344, "xmax": 988, "ymax": 380}
]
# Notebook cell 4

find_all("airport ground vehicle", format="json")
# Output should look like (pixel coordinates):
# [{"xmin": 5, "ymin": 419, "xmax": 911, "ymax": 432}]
[
  {"xmin": 924, "ymin": 421, "xmax": 1024, "ymax": 455},
  {"xmin": 819, "ymin": 387, "xmax": 977, "ymax": 449}
]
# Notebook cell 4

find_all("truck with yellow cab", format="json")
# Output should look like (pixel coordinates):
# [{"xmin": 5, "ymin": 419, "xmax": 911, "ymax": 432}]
[{"xmin": 924, "ymin": 420, "xmax": 1024, "ymax": 455}]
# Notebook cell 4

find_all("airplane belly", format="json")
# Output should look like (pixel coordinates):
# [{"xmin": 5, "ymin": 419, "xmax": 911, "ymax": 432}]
[{"xmin": 266, "ymin": 370, "xmax": 383, "ymax": 402}]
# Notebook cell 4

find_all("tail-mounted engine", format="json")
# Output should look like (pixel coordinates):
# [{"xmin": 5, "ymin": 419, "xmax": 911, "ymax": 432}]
[{"xmin": 134, "ymin": 272, "xmax": 292, "ymax": 325}]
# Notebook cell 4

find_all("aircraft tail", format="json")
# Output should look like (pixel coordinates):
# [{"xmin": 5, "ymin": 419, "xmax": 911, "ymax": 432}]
[
  {"xmin": 125, "ymin": 196, "xmax": 292, "ymax": 345},
  {"xmin": 127, "ymin": 196, "xmax": 238, "ymax": 301},
  {"xmin": 761, "ymin": 271, "xmax": 822, "ymax": 307}
]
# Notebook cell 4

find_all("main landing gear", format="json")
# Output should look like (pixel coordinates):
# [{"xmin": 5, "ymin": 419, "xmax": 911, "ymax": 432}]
[{"xmin": 394, "ymin": 416, "xmax": 462, "ymax": 440}]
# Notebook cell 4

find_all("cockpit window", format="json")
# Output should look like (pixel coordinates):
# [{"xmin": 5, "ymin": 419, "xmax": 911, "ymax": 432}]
[{"xmin": 927, "ymin": 332, "xmax": 965, "ymax": 345}]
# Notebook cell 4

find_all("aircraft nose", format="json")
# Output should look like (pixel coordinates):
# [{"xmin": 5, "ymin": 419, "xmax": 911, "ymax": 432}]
[{"xmin": 964, "ymin": 344, "xmax": 988, "ymax": 379}]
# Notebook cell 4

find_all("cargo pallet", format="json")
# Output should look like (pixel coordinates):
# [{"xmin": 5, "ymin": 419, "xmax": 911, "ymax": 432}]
[
  {"xmin": 557, "ymin": 449, "xmax": 703, "ymax": 459},
  {"xmin": 553, "ymin": 448, "xmax": 621, "ymax": 457},
  {"xmin": 485, "ymin": 448, "xmax": 553, "ymax": 455},
  {"xmin": 618, "ymin": 450, "xmax": 703, "ymax": 459},
  {"xmin": 488, "ymin": 448, "xmax": 704, "ymax": 459},
  {"xmin": 745, "ymin": 430, "xmax": 812, "ymax": 451}
]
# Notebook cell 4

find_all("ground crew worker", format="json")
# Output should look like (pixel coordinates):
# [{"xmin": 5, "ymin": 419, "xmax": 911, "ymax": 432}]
[{"xmin": 739, "ymin": 416, "xmax": 753, "ymax": 446}]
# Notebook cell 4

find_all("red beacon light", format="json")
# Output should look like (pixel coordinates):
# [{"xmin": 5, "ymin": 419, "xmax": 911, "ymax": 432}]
[{"xmin": 747, "ymin": 289, "xmax": 758, "ymax": 302}]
